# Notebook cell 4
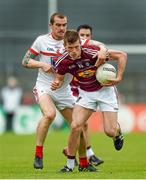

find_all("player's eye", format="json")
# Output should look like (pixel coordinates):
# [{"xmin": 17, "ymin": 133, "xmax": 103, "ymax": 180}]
[{"xmin": 63, "ymin": 23, "xmax": 67, "ymax": 27}]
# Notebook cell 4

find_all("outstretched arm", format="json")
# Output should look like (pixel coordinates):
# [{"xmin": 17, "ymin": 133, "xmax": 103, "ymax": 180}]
[{"xmin": 51, "ymin": 74, "xmax": 65, "ymax": 90}]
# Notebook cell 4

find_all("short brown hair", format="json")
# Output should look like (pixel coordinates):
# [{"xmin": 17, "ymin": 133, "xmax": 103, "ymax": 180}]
[
  {"xmin": 64, "ymin": 30, "xmax": 80, "ymax": 45},
  {"xmin": 77, "ymin": 24, "xmax": 92, "ymax": 34},
  {"xmin": 50, "ymin": 12, "xmax": 68, "ymax": 25}
]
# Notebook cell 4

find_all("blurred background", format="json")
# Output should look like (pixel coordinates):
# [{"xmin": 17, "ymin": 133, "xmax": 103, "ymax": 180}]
[{"xmin": 0, "ymin": 0, "xmax": 146, "ymax": 134}]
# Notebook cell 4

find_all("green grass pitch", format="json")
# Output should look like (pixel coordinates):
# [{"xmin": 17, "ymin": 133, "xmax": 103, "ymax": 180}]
[{"xmin": 0, "ymin": 131, "xmax": 146, "ymax": 179}]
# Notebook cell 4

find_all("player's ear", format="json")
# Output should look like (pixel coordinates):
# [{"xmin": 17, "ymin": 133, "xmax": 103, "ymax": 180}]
[{"xmin": 49, "ymin": 23, "xmax": 52, "ymax": 29}]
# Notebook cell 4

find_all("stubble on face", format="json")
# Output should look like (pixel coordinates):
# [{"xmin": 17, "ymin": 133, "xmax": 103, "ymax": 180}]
[{"xmin": 50, "ymin": 17, "xmax": 67, "ymax": 40}]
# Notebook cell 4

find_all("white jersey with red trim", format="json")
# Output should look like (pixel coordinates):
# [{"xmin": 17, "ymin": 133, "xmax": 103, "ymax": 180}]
[
  {"xmin": 29, "ymin": 33, "xmax": 88, "ymax": 92},
  {"xmin": 30, "ymin": 33, "xmax": 72, "ymax": 92}
]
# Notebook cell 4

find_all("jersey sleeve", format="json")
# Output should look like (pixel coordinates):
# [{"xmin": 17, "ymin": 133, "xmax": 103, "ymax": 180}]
[
  {"xmin": 80, "ymin": 38, "xmax": 90, "ymax": 47},
  {"xmin": 29, "ymin": 36, "xmax": 41, "ymax": 56}
]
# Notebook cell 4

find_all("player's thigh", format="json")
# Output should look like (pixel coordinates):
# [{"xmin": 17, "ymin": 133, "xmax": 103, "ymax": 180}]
[
  {"xmin": 38, "ymin": 93, "xmax": 56, "ymax": 116},
  {"xmin": 72, "ymin": 105, "xmax": 93, "ymax": 128},
  {"xmin": 60, "ymin": 108, "xmax": 73, "ymax": 125}
]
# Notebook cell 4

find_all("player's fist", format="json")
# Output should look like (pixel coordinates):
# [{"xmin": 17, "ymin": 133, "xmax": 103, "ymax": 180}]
[{"xmin": 51, "ymin": 80, "xmax": 62, "ymax": 90}]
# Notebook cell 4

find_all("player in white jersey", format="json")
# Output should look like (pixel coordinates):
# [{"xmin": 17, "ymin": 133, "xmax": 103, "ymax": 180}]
[
  {"xmin": 30, "ymin": 32, "xmax": 74, "ymax": 101},
  {"xmin": 22, "ymin": 12, "xmax": 107, "ymax": 170}
]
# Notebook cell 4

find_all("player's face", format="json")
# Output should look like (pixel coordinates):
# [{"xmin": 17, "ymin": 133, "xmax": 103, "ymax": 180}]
[
  {"xmin": 65, "ymin": 40, "xmax": 81, "ymax": 60},
  {"xmin": 78, "ymin": 29, "xmax": 92, "ymax": 40},
  {"xmin": 50, "ymin": 16, "xmax": 67, "ymax": 40}
]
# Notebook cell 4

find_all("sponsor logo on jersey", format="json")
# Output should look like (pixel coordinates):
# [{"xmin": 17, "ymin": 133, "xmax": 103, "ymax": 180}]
[
  {"xmin": 47, "ymin": 47, "xmax": 55, "ymax": 51},
  {"xmin": 78, "ymin": 69, "xmax": 95, "ymax": 78}
]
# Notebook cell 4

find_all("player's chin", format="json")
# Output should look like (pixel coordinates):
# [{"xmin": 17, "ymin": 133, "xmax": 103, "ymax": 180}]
[{"xmin": 58, "ymin": 32, "xmax": 65, "ymax": 37}]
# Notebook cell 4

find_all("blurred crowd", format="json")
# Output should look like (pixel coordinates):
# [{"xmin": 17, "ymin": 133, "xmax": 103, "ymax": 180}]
[{"xmin": 0, "ymin": 76, "xmax": 36, "ymax": 132}]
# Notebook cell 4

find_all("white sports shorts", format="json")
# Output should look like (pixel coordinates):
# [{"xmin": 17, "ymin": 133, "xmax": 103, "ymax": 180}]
[
  {"xmin": 76, "ymin": 86, "xmax": 119, "ymax": 112},
  {"xmin": 33, "ymin": 84, "xmax": 75, "ymax": 110}
]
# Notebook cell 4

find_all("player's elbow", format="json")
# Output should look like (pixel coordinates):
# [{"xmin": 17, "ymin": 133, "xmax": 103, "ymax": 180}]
[
  {"xmin": 121, "ymin": 51, "xmax": 127, "ymax": 60},
  {"xmin": 117, "ymin": 51, "xmax": 127, "ymax": 63},
  {"xmin": 22, "ymin": 58, "xmax": 29, "ymax": 68},
  {"xmin": 22, "ymin": 63, "xmax": 27, "ymax": 68},
  {"xmin": 22, "ymin": 59, "xmax": 26, "ymax": 67}
]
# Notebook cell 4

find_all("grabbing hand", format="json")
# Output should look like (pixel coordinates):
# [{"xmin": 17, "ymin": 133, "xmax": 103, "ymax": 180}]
[
  {"xmin": 94, "ymin": 49, "xmax": 108, "ymax": 67},
  {"xmin": 103, "ymin": 76, "xmax": 122, "ymax": 86},
  {"xmin": 51, "ymin": 80, "xmax": 62, "ymax": 90}
]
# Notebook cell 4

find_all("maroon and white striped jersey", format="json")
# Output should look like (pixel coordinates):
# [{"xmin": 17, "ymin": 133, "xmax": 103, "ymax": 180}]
[{"xmin": 55, "ymin": 46, "xmax": 103, "ymax": 92}]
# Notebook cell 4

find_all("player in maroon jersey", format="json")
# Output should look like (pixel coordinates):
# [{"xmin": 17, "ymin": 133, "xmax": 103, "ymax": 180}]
[
  {"xmin": 51, "ymin": 30, "xmax": 127, "ymax": 172},
  {"xmin": 70, "ymin": 24, "xmax": 93, "ymax": 97},
  {"xmin": 65, "ymin": 24, "xmax": 104, "ymax": 166}
]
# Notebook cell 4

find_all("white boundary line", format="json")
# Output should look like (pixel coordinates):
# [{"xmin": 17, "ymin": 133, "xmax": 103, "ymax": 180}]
[{"xmin": 107, "ymin": 44, "xmax": 146, "ymax": 54}]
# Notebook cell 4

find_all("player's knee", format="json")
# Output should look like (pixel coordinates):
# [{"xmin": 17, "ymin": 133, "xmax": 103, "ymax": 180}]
[
  {"xmin": 104, "ymin": 126, "xmax": 117, "ymax": 137},
  {"xmin": 71, "ymin": 122, "xmax": 82, "ymax": 133},
  {"xmin": 43, "ymin": 111, "xmax": 56, "ymax": 123}
]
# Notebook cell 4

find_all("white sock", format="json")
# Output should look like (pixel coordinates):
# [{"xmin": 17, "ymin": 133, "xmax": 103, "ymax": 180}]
[
  {"xmin": 86, "ymin": 147, "xmax": 94, "ymax": 158},
  {"xmin": 67, "ymin": 158, "xmax": 75, "ymax": 170}
]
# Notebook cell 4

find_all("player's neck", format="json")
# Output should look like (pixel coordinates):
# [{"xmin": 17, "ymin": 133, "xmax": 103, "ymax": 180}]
[
  {"xmin": 70, "ymin": 55, "xmax": 81, "ymax": 60},
  {"xmin": 51, "ymin": 32, "xmax": 63, "ymax": 41}
]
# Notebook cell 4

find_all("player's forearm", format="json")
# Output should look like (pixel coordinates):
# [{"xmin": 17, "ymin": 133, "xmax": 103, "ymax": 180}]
[
  {"xmin": 22, "ymin": 58, "xmax": 44, "ymax": 69},
  {"xmin": 89, "ymin": 40, "xmax": 107, "ymax": 52},
  {"xmin": 116, "ymin": 52, "xmax": 127, "ymax": 79},
  {"xmin": 109, "ymin": 50, "xmax": 127, "ymax": 79},
  {"xmin": 89, "ymin": 40, "xmax": 108, "ymax": 61},
  {"xmin": 22, "ymin": 51, "xmax": 42, "ymax": 69},
  {"xmin": 89, "ymin": 39, "xmax": 105, "ymax": 47}
]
